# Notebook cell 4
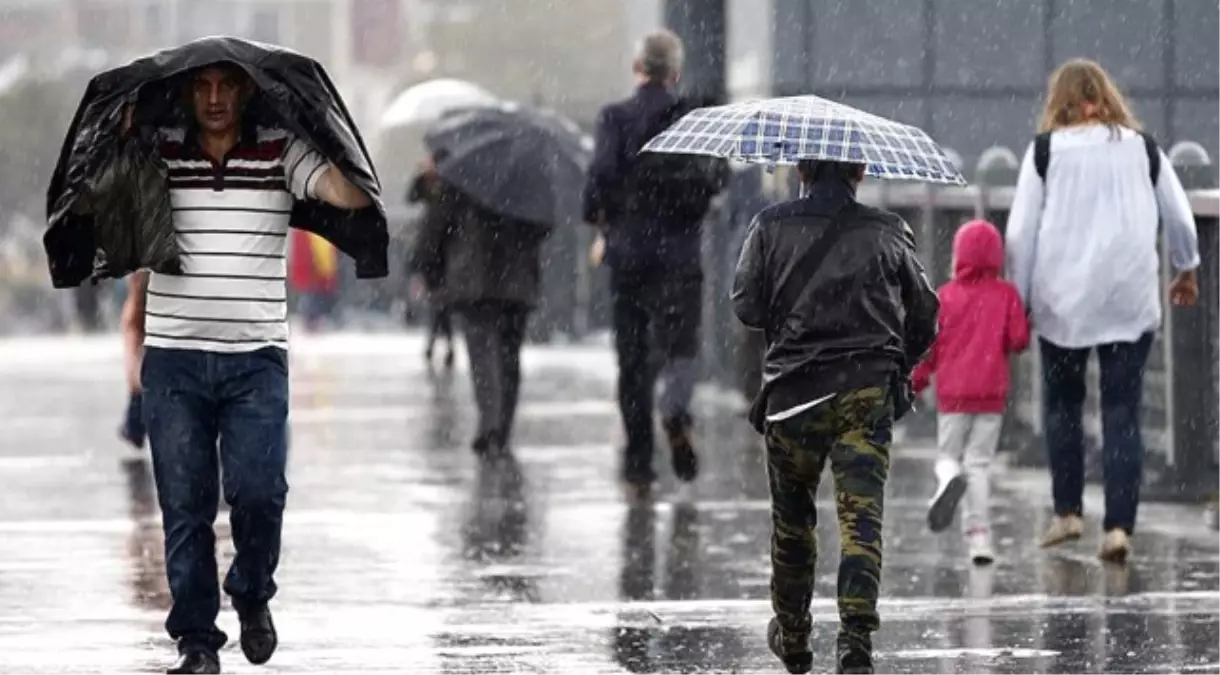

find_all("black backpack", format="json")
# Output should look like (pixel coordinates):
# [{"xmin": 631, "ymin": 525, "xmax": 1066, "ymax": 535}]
[
  {"xmin": 1033, "ymin": 129, "xmax": 1160, "ymax": 184},
  {"xmin": 625, "ymin": 100, "xmax": 728, "ymax": 225}
]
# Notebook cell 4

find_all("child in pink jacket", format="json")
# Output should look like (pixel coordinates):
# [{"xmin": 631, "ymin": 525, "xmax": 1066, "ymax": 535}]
[{"xmin": 912, "ymin": 220, "xmax": 1030, "ymax": 564}]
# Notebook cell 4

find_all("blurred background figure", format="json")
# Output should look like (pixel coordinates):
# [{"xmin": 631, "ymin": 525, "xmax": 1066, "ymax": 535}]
[
  {"xmin": 289, "ymin": 230, "xmax": 342, "ymax": 332},
  {"xmin": 407, "ymin": 157, "xmax": 456, "ymax": 368},
  {"xmin": 582, "ymin": 29, "xmax": 728, "ymax": 502},
  {"xmin": 413, "ymin": 103, "xmax": 585, "ymax": 461}
]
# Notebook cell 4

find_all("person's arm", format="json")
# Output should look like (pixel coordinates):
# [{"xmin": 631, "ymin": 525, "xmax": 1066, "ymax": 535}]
[
  {"xmin": 1005, "ymin": 143, "xmax": 1044, "ymax": 305},
  {"xmin": 121, "ymin": 271, "xmax": 149, "ymax": 392},
  {"xmin": 730, "ymin": 215, "xmax": 768, "ymax": 331},
  {"xmin": 581, "ymin": 106, "xmax": 621, "ymax": 225},
  {"xmin": 897, "ymin": 222, "xmax": 939, "ymax": 369},
  {"xmin": 283, "ymin": 135, "xmax": 371, "ymax": 210},
  {"xmin": 1005, "ymin": 284, "xmax": 1032, "ymax": 353},
  {"xmin": 910, "ymin": 349, "xmax": 936, "ymax": 396},
  {"xmin": 409, "ymin": 199, "xmax": 452, "ymax": 292},
  {"xmin": 1154, "ymin": 149, "xmax": 1202, "ymax": 306}
]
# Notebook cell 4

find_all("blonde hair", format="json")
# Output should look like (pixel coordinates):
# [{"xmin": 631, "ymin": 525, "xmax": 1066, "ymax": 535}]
[{"xmin": 1038, "ymin": 58, "xmax": 1141, "ymax": 133}]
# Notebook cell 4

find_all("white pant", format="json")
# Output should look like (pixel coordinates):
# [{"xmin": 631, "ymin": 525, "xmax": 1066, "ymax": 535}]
[{"xmin": 937, "ymin": 413, "xmax": 1003, "ymax": 534}]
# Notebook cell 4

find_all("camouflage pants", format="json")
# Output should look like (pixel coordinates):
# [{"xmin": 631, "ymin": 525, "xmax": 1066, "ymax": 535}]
[{"xmin": 763, "ymin": 386, "xmax": 894, "ymax": 638}]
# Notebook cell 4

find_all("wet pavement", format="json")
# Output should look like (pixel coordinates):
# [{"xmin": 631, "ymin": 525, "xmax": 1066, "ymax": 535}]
[{"xmin": 0, "ymin": 333, "xmax": 1216, "ymax": 674}]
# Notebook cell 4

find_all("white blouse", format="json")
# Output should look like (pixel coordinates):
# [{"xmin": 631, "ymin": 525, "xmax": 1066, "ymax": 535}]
[{"xmin": 1005, "ymin": 124, "xmax": 1201, "ymax": 349}]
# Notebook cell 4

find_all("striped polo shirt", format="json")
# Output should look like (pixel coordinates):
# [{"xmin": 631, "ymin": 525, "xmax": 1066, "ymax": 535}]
[{"xmin": 144, "ymin": 126, "xmax": 327, "ymax": 353}]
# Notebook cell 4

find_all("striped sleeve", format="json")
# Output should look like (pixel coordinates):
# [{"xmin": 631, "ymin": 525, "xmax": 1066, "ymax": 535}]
[{"xmin": 281, "ymin": 134, "xmax": 329, "ymax": 201}]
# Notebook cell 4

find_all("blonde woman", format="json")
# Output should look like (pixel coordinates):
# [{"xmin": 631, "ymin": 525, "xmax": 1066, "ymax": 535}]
[{"xmin": 1006, "ymin": 59, "xmax": 1200, "ymax": 563}]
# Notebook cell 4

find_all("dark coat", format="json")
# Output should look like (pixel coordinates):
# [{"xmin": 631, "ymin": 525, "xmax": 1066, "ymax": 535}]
[
  {"xmin": 731, "ymin": 178, "xmax": 940, "ymax": 431},
  {"xmin": 410, "ymin": 183, "xmax": 548, "ymax": 309},
  {"xmin": 43, "ymin": 36, "xmax": 388, "ymax": 288},
  {"xmin": 581, "ymin": 82, "xmax": 726, "ymax": 272}
]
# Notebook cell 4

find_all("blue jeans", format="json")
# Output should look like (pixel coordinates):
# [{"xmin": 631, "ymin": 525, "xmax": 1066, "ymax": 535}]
[
  {"xmin": 1040, "ymin": 333, "xmax": 1153, "ymax": 534},
  {"xmin": 141, "ymin": 346, "xmax": 290, "ymax": 651}
]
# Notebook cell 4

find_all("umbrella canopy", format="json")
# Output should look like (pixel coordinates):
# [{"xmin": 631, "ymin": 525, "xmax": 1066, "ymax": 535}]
[
  {"xmin": 424, "ymin": 102, "xmax": 592, "ymax": 229},
  {"xmin": 379, "ymin": 78, "xmax": 497, "ymax": 130},
  {"xmin": 642, "ymin": 95, "xmax": 966, "ymax": 185}
]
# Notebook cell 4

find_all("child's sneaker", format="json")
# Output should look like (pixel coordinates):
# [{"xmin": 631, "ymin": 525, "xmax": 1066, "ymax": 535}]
[
  {"xmin": 966, "ymin": 528, "xmax": 995, "ymax": 566},
  {"xmin": 927, "ymin": 458, "xmax": 967, "ymax": 532}
]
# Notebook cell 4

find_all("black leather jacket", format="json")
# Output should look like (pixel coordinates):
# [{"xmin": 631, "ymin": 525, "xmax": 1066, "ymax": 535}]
[{"xmin": 731, "ymin": 178, "xmax": 939, "ymax": 431}]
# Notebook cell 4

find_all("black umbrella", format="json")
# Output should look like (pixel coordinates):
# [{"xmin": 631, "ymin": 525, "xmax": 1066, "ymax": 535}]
[{"xmin": 424, "ymin": 103, "xmax": 591, "ymax": 230}]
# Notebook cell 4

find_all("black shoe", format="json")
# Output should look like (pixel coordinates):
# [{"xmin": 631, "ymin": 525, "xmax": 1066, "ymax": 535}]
[
  {"xmin": 767, "ymin": 617, "xmax": 812, "ymax": 674},
  {"xmin": 663, "ymin": 415, "xmax": 698, "ymax": 483},
  {"xmin": 836, "ymin": 631, "xmax": 874, "ymax": 674},
  {"xmin": 167, "ymin": 649, "xmax": 220, "ymax": 674},
  {"xmin": 239, "ymin": 605, "xmax": 278, "ymax": 665}
]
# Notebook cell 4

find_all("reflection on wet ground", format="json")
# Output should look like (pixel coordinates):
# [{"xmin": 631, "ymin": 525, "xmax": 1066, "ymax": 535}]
[{"xmin": 0, "ymin": 334, "xmax": 1215, "ymax": 674}]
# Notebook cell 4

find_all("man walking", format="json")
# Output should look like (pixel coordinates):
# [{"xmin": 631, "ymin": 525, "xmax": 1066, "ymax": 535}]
[
  {"xmin": 127, "ymin": 63, "xmax": 371, "ymax": 674},
  {"xmin": 582, "ymin": 30, "xmax": 726, "ymax": 499},
  {"xmin": 732, "ymin": 160, "xmax": 938, "ymax": 674}
]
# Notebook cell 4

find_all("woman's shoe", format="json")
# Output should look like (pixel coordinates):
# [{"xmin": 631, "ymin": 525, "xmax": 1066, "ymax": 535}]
[
  {"xmin": 1039, "ymin": 514, "xmax": 1084, "ymax": 547},
  {"xmin": 1098, "ymin": 528, "xmax": 1132, "ymax": 564}
]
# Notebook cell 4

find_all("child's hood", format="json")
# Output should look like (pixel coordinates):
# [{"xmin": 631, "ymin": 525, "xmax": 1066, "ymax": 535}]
[{"xmin": 952, "ymin": 219, "xmax": 1004, "ymax": 281}]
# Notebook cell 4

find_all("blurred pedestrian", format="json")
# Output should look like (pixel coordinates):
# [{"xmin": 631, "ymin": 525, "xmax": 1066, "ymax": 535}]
[
  {"xmin": 732, "ymin": 159, "xmax": 938, "ymax": 675},
  {"xmin": 1006, "ymin": 58, "xmax": 1200, "ymax": 563},
  {"xmin": 119, "ymin": 271, "xmax": 148, "ymax": 449},
  {"xmin": 582, "ymin": 29, "xmax": 728, "ymax": 500},
  {"xmin": 288, "ymin": 229, "xmax": 340, "ymax": 332},
  {"xmin": 407, "ymin": 160, "xmax": 456, "ymax": 368},
  {"xmin": 911, "ymin": 219, "xmax": 1030, "ymax": 565},
  {"xmin": 411, "ymin": 177, "xmax": 548, "ymax": 459}
]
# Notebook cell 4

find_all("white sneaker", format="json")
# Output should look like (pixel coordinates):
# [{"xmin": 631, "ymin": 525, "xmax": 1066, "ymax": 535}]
[
  {"xmin": 927, "ymin": 458, "xmax": 967, "ymax": 533},
  {"xmin": 967, "ymin": 529, "xmax": 995, "ymax": 566}
]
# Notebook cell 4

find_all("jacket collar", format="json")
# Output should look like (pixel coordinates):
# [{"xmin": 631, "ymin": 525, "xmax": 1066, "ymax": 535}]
[{"xmin": 800, "ymin": 177, "xmax": 858, "ymax": 205}]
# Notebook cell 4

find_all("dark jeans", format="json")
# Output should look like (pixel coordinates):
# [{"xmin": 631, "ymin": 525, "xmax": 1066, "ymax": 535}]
[
  {"xmin": 1040, "ymin": 333, "xmax": 1153, "ymax": 534},
  {"xmin": 141, "ymin": 346, "xmax": 290, "ymax": 651},
  {"xmin": 458, "ymin": 302, "xmax": 529, "ymax": 445},
  {"xmin": 610, "ymin": 266, "xmax": 702, "ymax": 484}
]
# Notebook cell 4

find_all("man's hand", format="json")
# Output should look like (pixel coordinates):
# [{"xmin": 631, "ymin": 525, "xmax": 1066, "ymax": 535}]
[
  {"xmin": 1170, "ymin": 269, "xmax": 1199, "ymax": 307},
  {"xmin": 315, "ymin": 165, "xmax": 372, "ymax": 210}
]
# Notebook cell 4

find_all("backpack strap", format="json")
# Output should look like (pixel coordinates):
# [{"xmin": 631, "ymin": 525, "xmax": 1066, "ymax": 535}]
[
  {"xmin": 1140, "ymin": 131, "xmax": 1160, "ymax": 185},
  {"xmin": 1034, "ymin": 131, "xmax": 1052, "ymax": 181},
  {"xmin": 1036, "ymin": 129, "xmax": 1160, "ymax": 186}
]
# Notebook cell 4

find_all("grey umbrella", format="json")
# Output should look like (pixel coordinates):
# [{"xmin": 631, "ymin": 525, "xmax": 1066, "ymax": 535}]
[{"xmin": 424, "ymin": 103, "xmax": 591, "ymax": 230}]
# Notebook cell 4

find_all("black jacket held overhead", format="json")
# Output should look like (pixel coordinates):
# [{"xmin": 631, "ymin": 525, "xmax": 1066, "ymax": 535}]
[
  {"xmin": 731, "ymin": 178, "xmax": 939, "ymax": 432},
  {"xmin": 44, "ymin": 36, "xmax": 388, "ymax": 288}
]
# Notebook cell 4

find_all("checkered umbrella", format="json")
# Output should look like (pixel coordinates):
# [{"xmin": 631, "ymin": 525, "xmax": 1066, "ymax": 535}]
[{"xmin": 641, "ymin": 95, "xmax": 966, "ymax": 185}]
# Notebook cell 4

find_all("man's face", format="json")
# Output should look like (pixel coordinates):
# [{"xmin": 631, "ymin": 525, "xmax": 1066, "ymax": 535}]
[{"xmin": 191, "ymin": 67, "xmax": 246, "ymax": 134}]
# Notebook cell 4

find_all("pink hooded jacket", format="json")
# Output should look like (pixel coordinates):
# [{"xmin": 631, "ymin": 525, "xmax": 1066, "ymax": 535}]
[{"xmin": 912, "ymin": 220, "xmax": 1030, "ymax": 413}]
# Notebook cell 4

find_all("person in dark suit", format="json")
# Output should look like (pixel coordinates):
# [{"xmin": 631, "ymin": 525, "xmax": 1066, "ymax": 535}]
[{"xmin": 582, "ymin": 30, "xmax": 727, "ymax": 502}]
